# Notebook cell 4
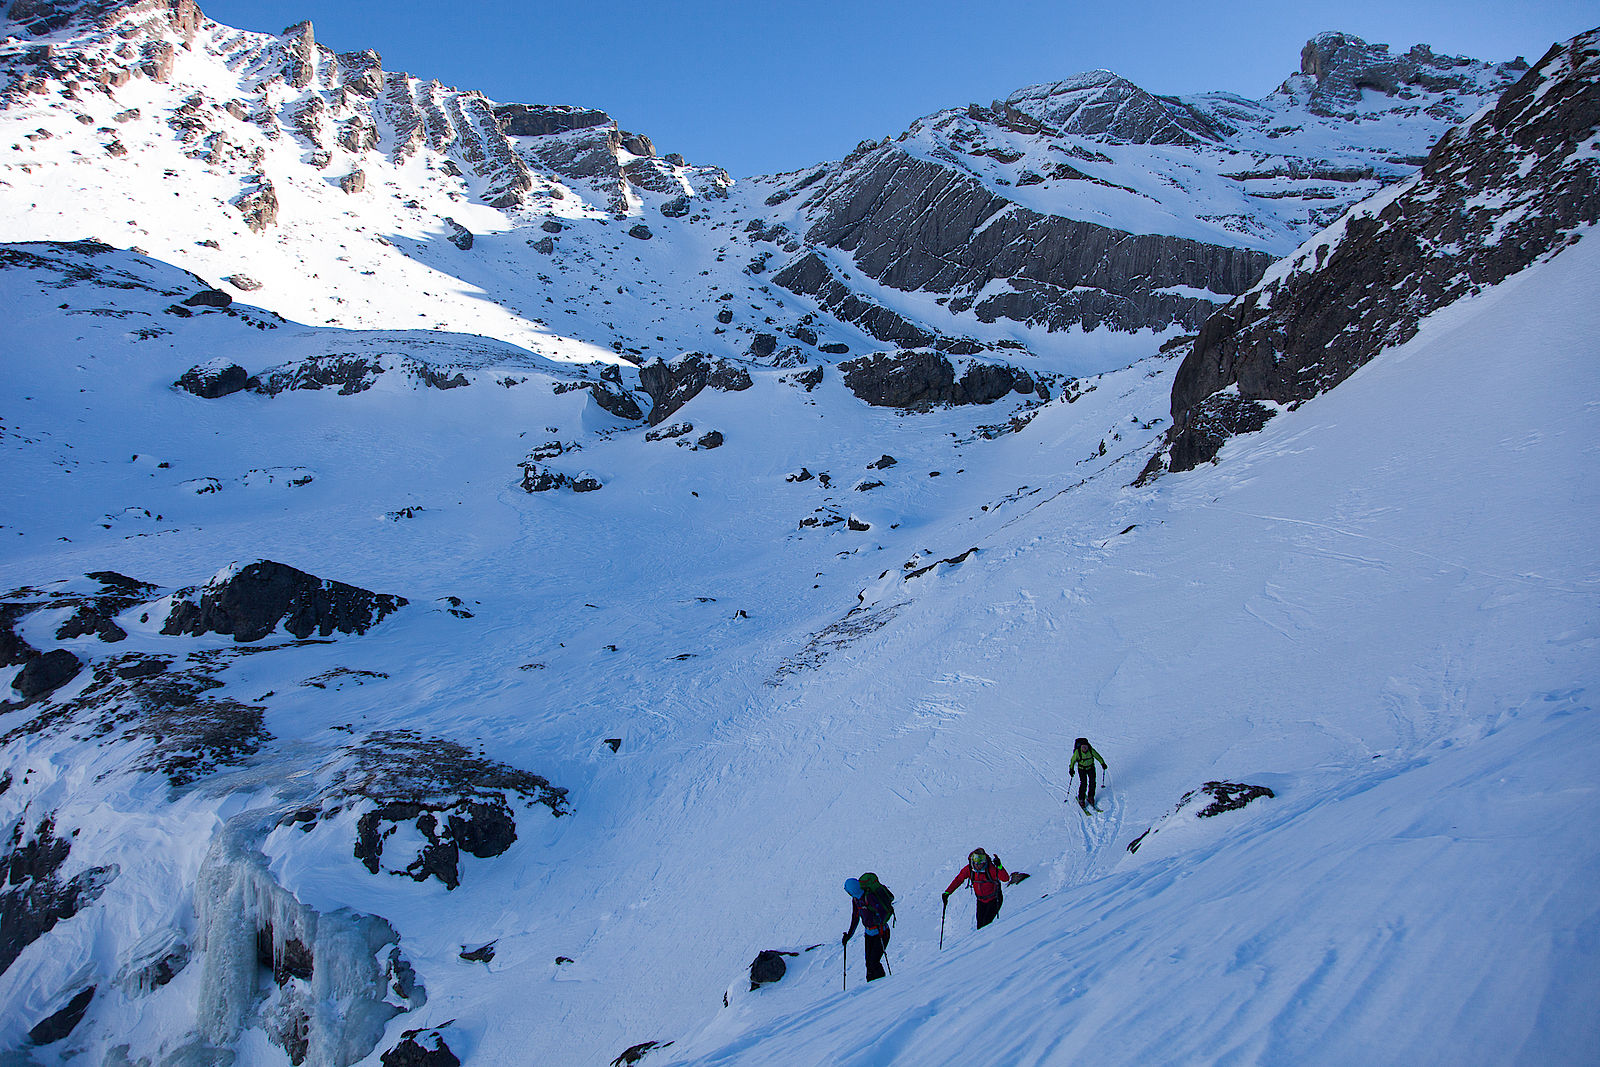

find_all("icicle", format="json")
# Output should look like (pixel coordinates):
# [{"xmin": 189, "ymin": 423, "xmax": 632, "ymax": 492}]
[{"xmin": 186, "ymin": 811, "xmax": 413, "ymax": 1065}]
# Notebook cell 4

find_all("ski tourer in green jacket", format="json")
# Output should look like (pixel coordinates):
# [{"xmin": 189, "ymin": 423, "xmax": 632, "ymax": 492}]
[{"xmin": 1069, "ymin": 738, "xmax": 1107, "ymax": 809}]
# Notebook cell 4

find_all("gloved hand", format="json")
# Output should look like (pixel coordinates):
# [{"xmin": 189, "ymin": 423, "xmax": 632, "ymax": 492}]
[
  {"xmin": 991, "ymin": 855, "xmax": 1001, "ymax": 868},
  {"xmin": 941, "ymin": 891, "xmax": 950, "ymax": 903},
  {"xmin": 841, "ymin": 931, "xmax": 850, "ymax": 945}
]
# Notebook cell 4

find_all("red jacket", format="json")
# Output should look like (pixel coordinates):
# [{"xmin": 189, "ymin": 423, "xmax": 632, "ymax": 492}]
[{"xmin": 946, "ymin": 862, "xmax": 1009, "ymax": 902}]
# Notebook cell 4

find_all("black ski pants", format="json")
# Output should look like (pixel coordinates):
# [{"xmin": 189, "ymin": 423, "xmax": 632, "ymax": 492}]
[
  {"xmin": 865, "ymin": 928, "xmax": 889, "ymax": 981},
  {"xmin": 1077, "ymin": 766, "xmax": 1098, "ymax": 807},
  {"xmin": 975, "ymin": 893, "xmax": 1002, "ymax": 929}
]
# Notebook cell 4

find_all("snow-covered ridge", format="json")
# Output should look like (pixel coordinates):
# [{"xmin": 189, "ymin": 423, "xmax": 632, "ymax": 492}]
[
  {"xmin": 1154, "ymin": 25, "xmax": 1600, "ymax": 474},
  {"xmin": 0, "ymin": 0, "xmax": 1533, "ymax": 378}
]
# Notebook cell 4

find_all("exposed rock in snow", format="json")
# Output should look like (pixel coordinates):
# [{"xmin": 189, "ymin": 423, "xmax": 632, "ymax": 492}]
[
  {"xmin": 175, "ymin": 359, "xmax": 250, "ymax": 398},
  {"xmin": 381, "ymin": 1026, "xmax": 461, "ymax": 1066},
  {"xmin": 610, "ymin": 1039, "xmax": 675, "ymax": 1066},
  {"xmin": 748, "ymin": 948, "xmax": 793, "ymax": 989},
  {"xmin": 11, "ymin": 647, "xmax": 80, "ymax": 699},
  {"xmin": 840, "ymin": 349, "xmax": 1036, "ymax": 409},
  {"xmin": 181, "ymin": 287, "xmax": 232, "ymax": 308},
  {"xmin": 27, "ymin": 983, "xmax": 95, "ymax": 1046},
  {"xmin": 1126, "ymin": 781, "xmax": 1278, "ymax": 854},
  {"xmin": 161, "ymin": 560, "xmax": 408, "ymax": 642},
  {"xmin": 233, "ymin": 177, "xmax": 279, "ymax": 232},
  {"xmin": 442, "ymin": 217, "xmax": 473, "ymax": 251},
  {"xmin": 1, "ymin": 815, "xmax": 117, "ymax": 976},
  {"xmin": 1156, "ymin": 28, "xmax": 1600, "ymax": 474},
  {"xmin": 288, "ymin": 730, "xmax": 569, "ymax": 889},
  {"xmin": 638, "ymin": 352, "xmax": 754, "ymax": 425}
]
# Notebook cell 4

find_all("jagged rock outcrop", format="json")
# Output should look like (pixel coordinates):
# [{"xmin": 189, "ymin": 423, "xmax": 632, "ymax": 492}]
[
  {"xmin": 11, "ymin": 648, "xmax": 81, "ymax": 699},
  {"xmin": 161, "ymin": 560, "xmax": 407, "ymax": 642},
  {"xmin": 233, "ymin": 178, "xmax": 278, "ymax": 232},
  {"xmin": 839, "ymin": 350, "xmax": 1039, "ymax": 410},
  {"xmin": 336, "ymin": 49, "xmax": 384, "ymax": 97},
  {"xmin": 795, "ymin": 147, "xmax": 1273, "ymax": 336},
  {"xmin": 1001, "ymin": 70, "xmax": 1225, "ymax": 145},
  {"xmin": 1295, "ymin": 31, "xmax": 1527, "ymax": 114},
  {"xmin": 1, "ymin": 816, "xmax": 117, "ymax": 977},
  {"xmin": 637, "ymin": 353, "xmax": 754, "ymax": 425},
  {"xmin": 1154, "ymin": 29, "xmax": 1600, "ymax": 476},
  {"xmin": 493, "ymin": 103, "xmax": 611, "ymax": 137},
  {"xmin": 4, "ymin": 0, "xmax": 202, "ymax": 42},
  {"xmin": 772, "ymin": 253, "xmax": 936, "ymax": 348}
]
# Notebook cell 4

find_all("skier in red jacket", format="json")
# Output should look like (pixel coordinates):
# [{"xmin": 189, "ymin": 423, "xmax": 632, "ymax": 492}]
[{"xmin": 943, "ymin": 848, "xmax": 1010, "ymax": 929}]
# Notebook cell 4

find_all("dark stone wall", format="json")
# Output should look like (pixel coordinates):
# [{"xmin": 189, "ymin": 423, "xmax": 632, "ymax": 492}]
[{"xmin": 1161, "ymin": 31, "xmax": 1600, "ymax": 473}]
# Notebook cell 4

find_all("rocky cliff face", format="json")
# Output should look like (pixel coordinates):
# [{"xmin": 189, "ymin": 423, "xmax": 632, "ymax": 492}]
[
  {"xmin": 756, "ymin": 33, "xmax": 1525, "ymax": 351},
  {"xmin": 785, "ymin": 144, "xmax": 1273, "ymax": 337},
  {"xmin": 1148, "ymin": 28, "xmax": 1600, "ymax": 477},
  {"xmin": 0, "ymin": 0, "xmax": 730, "ymax": 226},
  {"xmin": 0, "ymin": 0, "xmax": 1538, "ymax": 415}
]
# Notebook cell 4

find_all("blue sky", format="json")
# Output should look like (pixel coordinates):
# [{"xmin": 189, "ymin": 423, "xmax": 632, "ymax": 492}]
[{"xmin": 200, "ymin": 0, "xmax": 1598, "ymax": 177}]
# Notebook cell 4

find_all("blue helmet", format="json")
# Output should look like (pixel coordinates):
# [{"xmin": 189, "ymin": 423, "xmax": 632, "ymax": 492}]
[{"xmin": 844, "ymin": 878, "xmax": 863, "ymax": 898}]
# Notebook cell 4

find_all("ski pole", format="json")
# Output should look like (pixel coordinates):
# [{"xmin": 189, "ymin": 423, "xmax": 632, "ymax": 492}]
[
  {"xmin": 939, "ymin": 897, "xmax": 947, "ymax": 950},
  {"xmin": 842, "ymin": 937, "xmax": 848, "ymax": 991}
]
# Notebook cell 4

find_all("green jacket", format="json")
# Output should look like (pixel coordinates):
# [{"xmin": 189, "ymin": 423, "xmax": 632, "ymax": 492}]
[{"xmin": 1070, "ymin": 746, "xmax": 1106, "ymax": 773}]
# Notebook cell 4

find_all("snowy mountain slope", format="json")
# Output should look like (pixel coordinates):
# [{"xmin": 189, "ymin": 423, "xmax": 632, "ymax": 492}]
[
  {"xmin": 657, "ymin": 208, "xmax": 1600, "ymax": 1067},
  {"xmin": 1, "ymin": 0, "xmax": 1530, "ymax": 389},
  {"xmin": 3, "ymin": 226, "xmax": 1597, "ymax": 1064},
  {"xmin": 0, "ymin": 227, "xmax": 1093, "ymax": 1063},
  {"xmin": 2, "ymin": 8, "xmax": 1598, "ymax": 1067},
  {"xmin": 1154, "ymin": 27, "xmax": 1600, "ymax": 475},
  {"xmin": 762, "ymin": 31, "xmax": 1527, "ymax": 344}
]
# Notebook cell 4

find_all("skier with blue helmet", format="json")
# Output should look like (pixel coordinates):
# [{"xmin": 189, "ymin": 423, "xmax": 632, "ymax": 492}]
[{"xmin": 842, "ymin": 872, "xmax": 895, "ymax": 981}]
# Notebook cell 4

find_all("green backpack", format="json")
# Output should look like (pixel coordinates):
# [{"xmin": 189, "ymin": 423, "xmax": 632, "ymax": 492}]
[{"xmin": 858, "ymin": 872, "xmax": 895, "ymax": 925}]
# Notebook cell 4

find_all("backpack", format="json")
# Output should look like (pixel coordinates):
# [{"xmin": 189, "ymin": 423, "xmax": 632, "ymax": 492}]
[
  {"xmin": 970, "ymin": 864, "xmax": 1003, "ymax": 903},
  {"xmin": 859, "ymin": 872, "xmax": 895, "ymax": 926}
]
